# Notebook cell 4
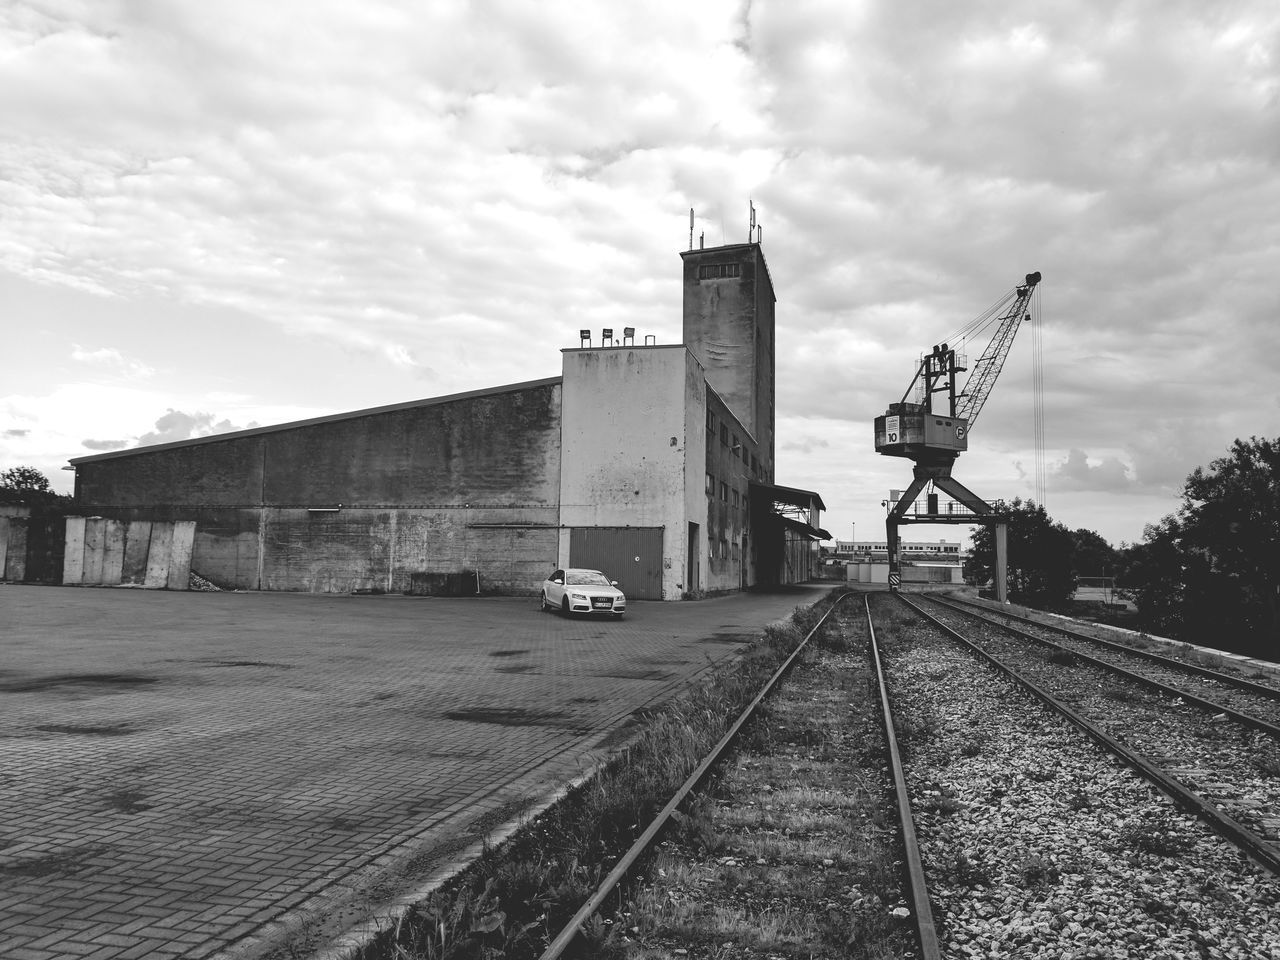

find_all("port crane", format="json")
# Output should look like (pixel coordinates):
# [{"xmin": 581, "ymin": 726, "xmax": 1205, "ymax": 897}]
[{"xmin": 873, "ymin": 271, "xmax": 1042, "ymax": 601}]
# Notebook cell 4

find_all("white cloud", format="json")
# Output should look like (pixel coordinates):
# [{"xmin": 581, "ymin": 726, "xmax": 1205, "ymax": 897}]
[
  {"xmin": 71, "ymin": 344, "xmax": 154, "ymax": 379},
  {"xmin": 1, "ymin": 0, "xmax": 1277, "ymax": 546},
  {"xmin": 1049, "ymin": 448, "xmax": 1133, "ymax": 492},
  {"xmin": 131, "ymin": 409, "xmax": 250, "ymax": 448}
]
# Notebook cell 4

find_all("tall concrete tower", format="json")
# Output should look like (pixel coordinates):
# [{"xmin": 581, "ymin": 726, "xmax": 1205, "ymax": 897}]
[{"xmin": 680, "ymin": 241, "xmax": 776, "ymax": 475}]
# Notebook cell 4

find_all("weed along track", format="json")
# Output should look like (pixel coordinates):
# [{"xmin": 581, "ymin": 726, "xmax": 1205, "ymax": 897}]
[
  {"xmin": 884, "ymin": 592, "xmax": 1280, "ymax": 957},
  {"xmin": 601, "ymin": 595, "xmax": 922, "ymax": 959},
  {"xmin": 360, "ymin": 592, "xmax": 930, "ymax": 959}
]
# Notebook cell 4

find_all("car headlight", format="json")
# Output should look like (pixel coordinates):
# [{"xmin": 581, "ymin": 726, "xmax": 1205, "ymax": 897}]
[{"xmin": 569, "ymin": 592, "xmax": 588, "ymax": 601}]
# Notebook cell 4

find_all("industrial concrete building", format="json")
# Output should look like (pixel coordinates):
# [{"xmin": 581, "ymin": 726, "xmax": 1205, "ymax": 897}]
[{"xmin": 66, "ymin": 242, "xmax": 828, "ymax": 599}]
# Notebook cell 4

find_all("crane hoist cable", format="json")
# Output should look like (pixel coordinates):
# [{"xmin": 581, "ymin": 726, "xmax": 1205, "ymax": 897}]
[{"xmin": 1032, "ymin": 287, "xmax": 1047, "ymax": 507}]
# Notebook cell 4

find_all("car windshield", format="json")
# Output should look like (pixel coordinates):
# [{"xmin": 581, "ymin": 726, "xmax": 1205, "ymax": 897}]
[{"xmin": 567, "ymin": 571, "xmax": 612, "ymax": 586}]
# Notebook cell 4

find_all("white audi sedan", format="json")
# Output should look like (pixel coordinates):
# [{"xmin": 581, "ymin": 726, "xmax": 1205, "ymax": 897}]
[{"xmin": 540, "ymin": 568, "xmax": 626, "ymax": 617}]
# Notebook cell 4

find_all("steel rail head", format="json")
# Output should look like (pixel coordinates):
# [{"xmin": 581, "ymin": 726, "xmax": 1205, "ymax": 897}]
[
  {"xmin": 864, "ymin": 595, "xmax": 943, "ymax": 960},
  {"xmin": 537, "ymin": 591, "xmax": 854, "ymax": 960},
  {"xmin": 897, "ymin": 593, "xmax": 1280, "ymax": 877},
  {"xmin": 925, "ymin": 596, "xmax": 1280, "ymax": 739}
]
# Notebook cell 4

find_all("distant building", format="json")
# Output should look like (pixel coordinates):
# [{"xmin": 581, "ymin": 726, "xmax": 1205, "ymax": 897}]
[
  {"xmin": 834, "ymin": 539, "xmax": 964, "ymax": 563},
  {"xmin": 836, "ymin": 538, "xmax": 965, "ymax": 586},
  {"xmin": 61, "ymin": 242, "xmax": 829, "ymax": 598}
]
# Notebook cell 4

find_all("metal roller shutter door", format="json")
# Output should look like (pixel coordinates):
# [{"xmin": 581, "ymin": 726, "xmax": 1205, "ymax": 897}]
[{"xmin": 569, "ymin": 526, "xmax": 664, "ymax": 600}]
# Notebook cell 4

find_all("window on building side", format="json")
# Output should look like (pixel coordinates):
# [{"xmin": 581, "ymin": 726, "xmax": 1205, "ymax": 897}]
[
  {"xmin": 720, "ymin": 481, "xmax": 729, "ymax": 502},
  {"xmin": 698, "ymin": 262, "xmax": 741, "ymax": 280},
  {"xmin": 720, "ymin": 424, "xmax": 729, "ymax": 446},
  {"xmin": 706, "ymin": 473, "xmax": 715, "ymax": 496}
]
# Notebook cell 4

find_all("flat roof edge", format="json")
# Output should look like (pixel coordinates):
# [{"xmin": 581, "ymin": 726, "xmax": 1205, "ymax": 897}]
[{"xmin": 68, "ymin": 376, "xmax": 564, "ymax": 466}]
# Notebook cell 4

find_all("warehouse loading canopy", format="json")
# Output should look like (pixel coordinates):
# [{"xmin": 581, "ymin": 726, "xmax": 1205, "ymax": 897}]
[{"xmin": 749, "ymin": 481, "xmax": 831, "ymax": 540}]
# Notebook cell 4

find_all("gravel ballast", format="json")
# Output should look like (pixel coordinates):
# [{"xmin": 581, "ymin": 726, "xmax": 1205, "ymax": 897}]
[{"xmin": 881, "ymin": 596, "xmax": 1280, "ymax": 959}]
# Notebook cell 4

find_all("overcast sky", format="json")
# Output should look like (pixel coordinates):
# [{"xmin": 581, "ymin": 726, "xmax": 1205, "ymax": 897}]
[{"xmin": 3, "ymin": 0, "xmax": 1277, "ymax": 550}]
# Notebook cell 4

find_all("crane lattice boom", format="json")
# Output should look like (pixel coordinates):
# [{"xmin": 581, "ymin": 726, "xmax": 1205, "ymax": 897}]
[{"xmin": 955, "ymin": 271, "xmax": 1041, "ymax": 428}]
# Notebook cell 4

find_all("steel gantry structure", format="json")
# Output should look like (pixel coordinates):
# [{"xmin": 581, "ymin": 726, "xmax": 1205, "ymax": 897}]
[{"xmin": 873, "ymin": 271, "xmax": 1041, "ymax": 601}]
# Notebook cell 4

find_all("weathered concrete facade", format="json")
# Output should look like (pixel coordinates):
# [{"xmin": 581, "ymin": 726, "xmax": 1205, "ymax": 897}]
[
  {"xmin": 71, "ymin": 380, "xmax": 563, "ymax": 593},
  {"xmin": 559, "ymin": 346, "xmax": 696, "ymax": 599},
  {"xmin": 66, "ymin": 242, "xmax": 825, "ymax": 598},
  {"xmin": 681, "ymin": 242, "xmax": 776, "ymax": 467}
]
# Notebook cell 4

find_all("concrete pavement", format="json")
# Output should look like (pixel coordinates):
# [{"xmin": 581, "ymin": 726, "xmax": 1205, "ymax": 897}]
[{"xmin": 0, "ymin": 583, "xmax": 829, "ymax": 959}]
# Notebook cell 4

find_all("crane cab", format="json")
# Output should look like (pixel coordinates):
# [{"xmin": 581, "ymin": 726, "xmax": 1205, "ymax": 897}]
[{"xmin": 874, "ymin": 402, "xmax": 969, "ymax": 461}]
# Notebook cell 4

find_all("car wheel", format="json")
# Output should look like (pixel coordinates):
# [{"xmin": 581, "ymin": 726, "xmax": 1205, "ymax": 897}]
[
  {"xmin": 560, "ymin": 597, "xmax": 570, "ymax": 616},
  {"xmin": 540, "ymin": 592, "xmax": 551, "ymax": 612}
]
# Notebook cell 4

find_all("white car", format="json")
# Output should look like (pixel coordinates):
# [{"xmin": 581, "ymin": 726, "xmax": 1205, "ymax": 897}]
[{"xmin": 540, "ymin": 568, "xmax": 626, "ymax": 617}]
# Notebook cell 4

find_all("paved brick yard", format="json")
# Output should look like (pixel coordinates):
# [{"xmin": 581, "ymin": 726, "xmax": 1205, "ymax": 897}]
[{"xmin": 0, "ymin": 583, "xmax": 827, "ymax": 960}]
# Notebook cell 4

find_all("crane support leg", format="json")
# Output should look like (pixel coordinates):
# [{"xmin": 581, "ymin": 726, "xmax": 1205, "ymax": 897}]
[
  {"xmin": 885, "ymin": 475, "xmax": 930, "ymax": 592},
  {"xmin": 929, "ymin": 475, "xmax": 993, "ymax": 517},
  {"xmin": 886, "ymin": 518, "xmax": 900, "ymax": 592}
]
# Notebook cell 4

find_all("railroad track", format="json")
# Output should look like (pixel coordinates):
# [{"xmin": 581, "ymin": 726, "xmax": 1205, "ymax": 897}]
[
  {"xmin": 885, "ymin": 591, "xmax": 1280, "ymax": 957},
  {"xmin": 408, "ymin": 590, "xmax": 1280, "ymax": 958},
  {"xmin": 910, "ymin": 593, "xmax": 1280, "ymax": 858},
  {"xmin": 535, "ymin": 591, "xmax": 942, "ymax": 959},
  {"xmin": 935, "ymin": 593, "xmax": 1280, "ymax": 728}
]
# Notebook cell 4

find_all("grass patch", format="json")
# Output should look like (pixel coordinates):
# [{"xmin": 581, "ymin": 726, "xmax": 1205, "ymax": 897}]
[
  {"xmin": 1016, "ymin": 853, "xmax": 1061, "ymax": 888},
  {"xmin": 1117, "ymin": 819, "xmax": 1193, "ymax": 858},
  {"xmin": 1255, "ymin": 751, "xmax": 1280, "ymax": 779}
]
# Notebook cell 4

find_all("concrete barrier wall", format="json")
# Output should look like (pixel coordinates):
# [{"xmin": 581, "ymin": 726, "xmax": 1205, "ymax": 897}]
[
  {"xmin": 1, "ymin": 515, "xmax": 64, "ymax": 583},
  {"xmin": 61, "ymin": 517, "xmax": 196, "ymax": 589}
]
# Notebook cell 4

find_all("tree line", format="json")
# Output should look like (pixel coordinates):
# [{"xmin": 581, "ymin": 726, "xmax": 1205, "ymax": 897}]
[
  {"xmin": 963, "ymin": 436, "xmax": 1278, "ymax": 660},
  {"xmin": 0, "ymin": 465, "xmax": 73, "ymax": 508}
]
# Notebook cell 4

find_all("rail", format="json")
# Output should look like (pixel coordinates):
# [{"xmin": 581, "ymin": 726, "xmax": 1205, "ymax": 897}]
[
  {"xmin": 864, "ymin": 595, "xmax": 942, "ymax": 959},
  {"xmin": 537, "ymin": 592, "xmax": 854, "ymax": 960},
  {"xmin": 924, "ymin": 595, "xmax": 1280, "ymax": 739},
  {"xmin": 945, "ymin": 594, "xmax": 1280, "ymax": 699},
  {"xmin": 897, "ymin": 593, "xmax": 1280, "ymax": 876}
]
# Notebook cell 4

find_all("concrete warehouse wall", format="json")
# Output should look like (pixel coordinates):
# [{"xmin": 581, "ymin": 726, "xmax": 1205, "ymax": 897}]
[
  {"xmin": 71, "ymin": 381, "xmax": 564, "ymax": 594},
  {"xmin": 559, "ymin": 346, "xmax": 698, "ymax": 600},
  {"xmin": 703, "ymin": 386, "xmax": 760, "ymax": 594}
]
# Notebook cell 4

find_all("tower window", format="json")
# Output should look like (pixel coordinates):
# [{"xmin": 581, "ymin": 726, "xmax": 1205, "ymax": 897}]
[{"xmin": 698, "ymin": 262, "xmax": 741, "ymax": 280}]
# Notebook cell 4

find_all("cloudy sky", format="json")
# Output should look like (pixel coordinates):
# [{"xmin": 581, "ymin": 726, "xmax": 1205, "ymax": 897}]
[{"xmin": 3, "ymin": 0, "xmax": 1277, "ymax": 549}]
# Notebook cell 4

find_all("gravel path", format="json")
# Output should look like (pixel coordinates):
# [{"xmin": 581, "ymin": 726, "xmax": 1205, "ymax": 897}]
[{"xmin": 880, "ymin": 596, "xmax": 1280, "ymax": 959}]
